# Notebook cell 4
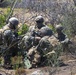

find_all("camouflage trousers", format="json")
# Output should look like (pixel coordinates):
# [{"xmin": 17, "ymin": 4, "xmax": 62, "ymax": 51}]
[
  {"xmin": 20, "ymin": 35, "xmax": 53, "ymax": 68},
  {"xmin": 20, "ymin": 35, "xmax": 40, "ymax": 68},
  {"xmin": 3, "ymin": 47, "xmax": 20, "ymax": 66}
]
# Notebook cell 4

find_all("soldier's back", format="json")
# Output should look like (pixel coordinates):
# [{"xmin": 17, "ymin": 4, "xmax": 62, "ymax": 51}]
[{"xmin": 48, "ymin": 35, "xmax": 60, "ymax": 47}]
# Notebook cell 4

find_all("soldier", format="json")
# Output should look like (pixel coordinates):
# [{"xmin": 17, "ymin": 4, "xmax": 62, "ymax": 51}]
[
  {"xmin": 55, "ymin": 24, "xmax": 70, "ymax": 52},
  {"xmin": 55, "ymin": 24, "xmax": 69, "ymax": 43},
  {"xmin": 20, "ymin": 16, "xmax": 53, "ymax": 68},
  {"xmin": 36, "ymin": 26, "xmax": 53, "ymax": 53},
  {"xmin": 0, "ymin": 17, "xmax": 19, "ymax": 44},
  {"xmin": 1, "ymin": 17, "xmax": 19, "ymax": 68},
  {"xmin": 20, "ymin": 16, "xmax": 46, "ymax": 49}
]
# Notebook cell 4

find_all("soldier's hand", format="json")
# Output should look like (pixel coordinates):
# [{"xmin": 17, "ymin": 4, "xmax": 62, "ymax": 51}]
[
  {"xmin": 61, "ymin": 41, "xmax": 65, "ymax": 44},
  {"xmin": 61, "ymin": 38, "xmax": 70, "ymax": 44},
  {"xmin": 35, "ymin": 37, "xmax": 41, "ymax": 41}
]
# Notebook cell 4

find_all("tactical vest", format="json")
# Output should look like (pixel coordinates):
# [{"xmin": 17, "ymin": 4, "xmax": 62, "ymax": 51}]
[
  {"xmin": 0, "ymin": 25, "xmax": 18, "ymax": 45},
  {"xmin": 0, "ymin": 25, "xmax": 10, "ymax": 45}
]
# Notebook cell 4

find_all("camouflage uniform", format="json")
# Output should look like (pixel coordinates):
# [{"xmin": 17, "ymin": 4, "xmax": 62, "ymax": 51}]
[
  {"xmin": 20, "ymin": 16, "xmax": 45, "ymax": 50},
  {"xmin": 0, "ymin": 17, "xmax": 19, "ymax": 44},
  {"xmin": 20, "ymin": 16, "xmax": 53, "ymax": 68},
  {"xmin": 55, "ymin": 24, "xmax": 70, "ymax": 52},
  {"xmin": 0, "ymin": 17, "xmax": 19, "ymax": 67}
]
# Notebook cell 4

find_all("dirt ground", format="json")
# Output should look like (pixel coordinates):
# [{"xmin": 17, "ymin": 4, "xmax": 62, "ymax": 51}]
[
  {"xmin": 0, "ymin": 54, "xmax": 76, "ymax": 75},
  {"xmin": 27, "ymin": 58, "xmax": 76, "ymax": 75}
]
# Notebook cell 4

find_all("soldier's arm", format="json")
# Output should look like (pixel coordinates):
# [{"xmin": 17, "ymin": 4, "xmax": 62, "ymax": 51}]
[
  {"xmin": 61, "ymin": 35, "xmax": 70, "ymax": 44},
  {"xmin": 28, "ymin": 26, "xmax": 35, "ymax": 32},
  {"xmin": 27, "ymin": 26, "xmax": 36, "ymax": 36}
]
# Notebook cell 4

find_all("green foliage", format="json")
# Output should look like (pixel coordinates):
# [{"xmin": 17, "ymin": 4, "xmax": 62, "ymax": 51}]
[
  {"xmin": 22, "ymin": 24, "xmax": 29, "ymax": 34},
  {"xmin": 40, "ymin": 42, "xmax": 63, "ymax": 67},
  {"xmin": 48, "ymin": 24, "xmax": 56, "ymax": 33},
  {"xmin": 0, "ymin": 8, "xmax": 10, "ymax": 28},
  {"xmin": 11, "ymin": 56, "xmax": 23, "ymax": 69},
  {"xmin": 47, "ymin": 44, "xmax": 63, "ymax": 67},
  {"xmin": 18, "ymin": 24, "xmax": 29, "ymax": 35},
  {"xmin": 0, "ymin": 14, "xmax": 6, "ymax": 28}
]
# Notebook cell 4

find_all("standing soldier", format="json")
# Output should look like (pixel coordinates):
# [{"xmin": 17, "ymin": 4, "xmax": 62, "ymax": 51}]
[{"xmin": 0, "ymin": 17, "xmax": 19, "ymax": 68}]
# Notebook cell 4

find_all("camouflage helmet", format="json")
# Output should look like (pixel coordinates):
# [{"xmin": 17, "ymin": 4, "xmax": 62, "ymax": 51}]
[
  {"xmin": 9, "ymin": 17, "xmax": 19, "ymax": 26},
  {"xmin": 55, "ymin": 24, "xmax": 64, "ymax": 31},
  {"xmin": 40, "ymin": 26, "xmax": 53, "ymax": 36},
  {"xmin": 35, "ymin": 16, "xmax": 44, "ymax": 23}
]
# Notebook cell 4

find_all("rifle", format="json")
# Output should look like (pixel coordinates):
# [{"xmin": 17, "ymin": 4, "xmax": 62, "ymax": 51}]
[{"xmin": 32, "ymin": 30, "xmax": 41, "ymax": 37}]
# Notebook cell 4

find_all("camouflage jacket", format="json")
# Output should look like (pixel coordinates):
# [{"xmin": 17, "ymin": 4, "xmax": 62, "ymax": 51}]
[
  {"xmin": 28, "ymin": 25, "xmax": 45, "ymax": 36},
  {"xmin": 0, "ymin": 24, "xmax": 18, "ymax": 45}
]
